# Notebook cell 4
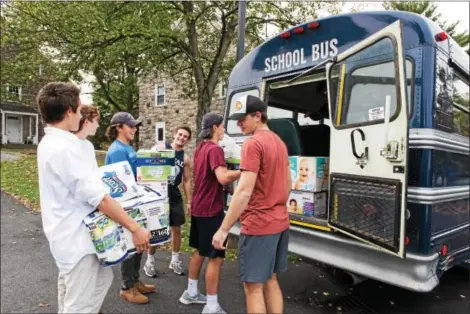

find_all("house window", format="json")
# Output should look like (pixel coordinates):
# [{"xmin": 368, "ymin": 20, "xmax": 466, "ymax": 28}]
[
  {"xmin": 155, "ymin": 85, "xmax": 165, "ymax": 106},
  {"xmin": 6, "ymin": 86, "xmax": 22, "ymax": 100},
  {"xmin": 155, "ymin": 121, "xmax": 166, "ymax": 144},
  {"xmin": 219, "ymin": 81, "xmax": 228, "ymax": 99}
]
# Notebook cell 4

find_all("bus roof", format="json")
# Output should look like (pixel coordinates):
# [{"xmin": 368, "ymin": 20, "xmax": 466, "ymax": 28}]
[{"xmin": 228, "ymin": 11, "xmax": 468, "ymax": 88}]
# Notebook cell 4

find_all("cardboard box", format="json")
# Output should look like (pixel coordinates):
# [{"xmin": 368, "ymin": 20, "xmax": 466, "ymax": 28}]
[
  {"xmin": 287, "ymin": 190, "xmax": 327, "ymax": 218},
  {"xmin": 289, "ymin": 156, "xmax": 329, "ymax": 192},
  {"xmin": 136, "ymin": 149, "xmax": 175, "ymax": 181},
  {"xmin": 137, "ymin": 181, "xmax": 168, "ymax": 198},
  {"xmin": 95, "ymin": 161, "xmax": 143, "ymax": 203},
  {"xmin": 120, "ymin": 187, "xmax": 170, "ymax": 248}
]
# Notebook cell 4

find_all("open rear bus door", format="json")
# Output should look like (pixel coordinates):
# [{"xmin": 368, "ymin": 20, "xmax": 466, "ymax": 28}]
[{"xmin": 326, "ymin": 20, "xmax": 409, "ymax": 258}]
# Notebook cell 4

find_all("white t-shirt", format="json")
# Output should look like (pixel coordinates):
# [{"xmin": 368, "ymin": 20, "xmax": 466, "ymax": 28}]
[
  {"xmin": 78, "ymin": 139, "xmax": 98, "ymax": 171},
  {"xmin": 38, "ymin": 127, "xmax": 106, "ymax": 274}
]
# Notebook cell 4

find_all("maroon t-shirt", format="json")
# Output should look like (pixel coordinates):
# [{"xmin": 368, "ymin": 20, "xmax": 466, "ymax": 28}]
[{"xmin": 191, "ymin": 140, "xmax": 227, "ymax": 217}]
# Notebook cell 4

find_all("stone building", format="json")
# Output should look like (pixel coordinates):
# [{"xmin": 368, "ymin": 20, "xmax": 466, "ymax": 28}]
[{"xmin": 138, "ymin": 73, "xmax": 227, "ymax": 155}]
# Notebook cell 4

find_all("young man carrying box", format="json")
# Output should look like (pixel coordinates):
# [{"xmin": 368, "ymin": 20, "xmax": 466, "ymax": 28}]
[
  {"xmin": 36, "ymin": 83, "xmax": 150, "ymax": 314},
  {"xmin": 179, "ymin": 113, "xmax": 240, "ymax": 314},
  {"xmin": 105, "ymin": 112, "xmax": 156, "ymax": 304},
  {"xmin": 144, "ymin": 126, "xmax": 193, "ymax": 277},
  {"xmin": 212, "ymin": 95, "xmax": 291, "ymax": 314}
]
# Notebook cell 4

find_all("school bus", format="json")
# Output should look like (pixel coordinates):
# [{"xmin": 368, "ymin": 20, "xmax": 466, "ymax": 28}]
[{"xmin": 223, "ymin": 11, "xmax": 469, "ymax": 292}]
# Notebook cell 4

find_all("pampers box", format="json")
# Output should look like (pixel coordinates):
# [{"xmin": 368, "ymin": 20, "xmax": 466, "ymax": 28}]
[
  {"xmin": 289, "ymin": 156, "xmax": 329, "ymax": 192},
  {"xmin": 96, "ymin": 161, "xmax": 143, "ymax": 202},
  {"xmin": 287, "ymin": 190, "xmax": 327, "ymax": 218},
  {"xmin": 136, "ymin": 149, "xmax": 175, "ymax": 181},
  {"xmin": 119, "ymin": 186, "xmax": 170, "ymax": 250},
  {"xmin": 83, "ymin": 211, "xmax": 130, "ymax": 267}
]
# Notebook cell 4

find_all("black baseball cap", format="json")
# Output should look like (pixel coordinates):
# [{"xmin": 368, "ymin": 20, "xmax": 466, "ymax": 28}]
[
  {"xmin": 110, "ymin": 112, "xmax": 142, "ymax": 127},
  {"xmin": 228, "ymin": 95, "xmax": 267, "ymax": 120},
  {"xmin": 198, "ymin": 113, "xmax": 224, "ymax": 138}
]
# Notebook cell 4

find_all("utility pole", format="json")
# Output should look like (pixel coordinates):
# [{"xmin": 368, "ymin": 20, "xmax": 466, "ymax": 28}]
[{"xmin": 236, "ymin": 0, "xmax": 246, "ymax": 62}]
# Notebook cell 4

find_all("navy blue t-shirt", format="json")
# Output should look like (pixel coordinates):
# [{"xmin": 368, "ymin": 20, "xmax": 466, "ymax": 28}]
[{"xmin": 166, "ymin": 142, "xmax": 184, "ymax": 202}]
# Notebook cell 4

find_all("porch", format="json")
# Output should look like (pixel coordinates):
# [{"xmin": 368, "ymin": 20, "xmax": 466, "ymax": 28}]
[{"xmin": 0, "ymin": 102, "xmax": 40, "ymax": 145}]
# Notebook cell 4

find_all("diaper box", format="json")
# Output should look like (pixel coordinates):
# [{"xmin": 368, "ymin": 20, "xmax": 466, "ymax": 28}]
[
  {"xmin": 288, "ymin": 156, "xmax": 329, "ymax": 192},
  {"xmin": 96, "ymin": 161, "xmax": 143, "ymax": 202},
  {"xmin": 287, "ymin": 190, "xmax": 327, "ymax": 218},
  {"xmin": 136, "ymin": 149, "xmax": 175, "ymax": 181}
]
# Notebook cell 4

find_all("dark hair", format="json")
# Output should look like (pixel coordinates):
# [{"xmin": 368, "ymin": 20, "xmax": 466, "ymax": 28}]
[
  {"xmin": 249, "ymin": 111, "xmax": 268, "ymax": 123},
  {"xmin": 175, "ymin": 125, "xmax": 192, "ymax": 140},
  {"xmin": 105, "ymin": 124, "xmax": 122, "ymax": 142},
  {"xmin": 289, "ymin": 199, "xmax": 297, "ymax": 205},
  {"xmin": 36, "ymin": 82, "xmax": 81, "ymax": 124},
  {"xmin": 72, "ymin": 105, "xmax": 100, "ymax": 134},
  {"xmin": 203, "ymin": 120, "xmax": 223, "ymax": 139}
]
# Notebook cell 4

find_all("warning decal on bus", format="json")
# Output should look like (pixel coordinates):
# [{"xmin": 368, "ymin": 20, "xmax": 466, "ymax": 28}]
[{"xmin": 368, "ymin": 107, "xmax": 385, "ymax": 121}]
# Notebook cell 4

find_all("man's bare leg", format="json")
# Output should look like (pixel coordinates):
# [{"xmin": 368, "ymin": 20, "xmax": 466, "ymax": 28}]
[
  {"xmin": 188, "ymin": 250, "xmax": 205, "ymax": 280},
  {"xmin": 169, "ymin": 226, "xmax": 184, "ymax": 274},
  {"xmin": 244, "ymin": 282, "xmax": 266, "ymax": 314},
  {"xmin": 263, "ymin": 274, "xmax": 283, "ymax": 313}
]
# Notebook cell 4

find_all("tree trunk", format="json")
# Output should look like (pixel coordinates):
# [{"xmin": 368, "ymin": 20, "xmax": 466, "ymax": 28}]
[{"xmin": 195, "ymin": 89, "xmax": 213, "ymax": 144}]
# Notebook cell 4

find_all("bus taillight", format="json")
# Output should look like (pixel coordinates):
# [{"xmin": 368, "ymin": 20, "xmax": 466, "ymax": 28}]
[
  {"xmin": 293, "ymin": 27, "xmax": 305, "ymax": 34},
  {"xmin": 280, "ymin": 31, "xmax": 291, "ymax": 39},
  {"xmin": 435, "ymin": 32, "xmax": 448, "ymax": 42},
  {"xmin": 440, "ymin": 244, "xmax": 448, "ymax": 256},
  {"xmin": 307, "ymin": 21, "xmax": 320, "ymax": 29}
]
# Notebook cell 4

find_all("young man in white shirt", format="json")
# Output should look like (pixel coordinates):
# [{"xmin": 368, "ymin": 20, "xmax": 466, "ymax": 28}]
[
  {"xmin": 72, "ymin": 105, "xmax": 100, "ymax": 170},
  {"xmin": 36, "ymin": 82, "xmax": 150, "ymax": 313}
]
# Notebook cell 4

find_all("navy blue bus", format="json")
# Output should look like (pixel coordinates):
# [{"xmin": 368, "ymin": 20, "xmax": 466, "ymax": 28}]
[{"xmin": 223, "ymin": 11, "xmax": 469, "ymax": 292}]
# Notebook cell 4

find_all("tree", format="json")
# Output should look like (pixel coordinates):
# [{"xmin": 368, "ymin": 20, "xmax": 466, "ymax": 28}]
[
  {"xmin": 2, "ymin": 1, "xmax": 343, "ymax": 140},
  {"xmin": 383, "ymin": 1, "xmax": 469, "ymax": 48}
]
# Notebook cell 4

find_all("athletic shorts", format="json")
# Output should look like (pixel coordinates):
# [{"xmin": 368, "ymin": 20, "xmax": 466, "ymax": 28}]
[
  {"xmin": 189, "ymin": 211, "xmax": 226, "ymax": 258},
  {"xmin": 169, "ymin": 199, "xmax": 185, "ymax": 227},
  {"xmin": 238, "ymin": 229, "xmax": 289, "ymax": 283}
]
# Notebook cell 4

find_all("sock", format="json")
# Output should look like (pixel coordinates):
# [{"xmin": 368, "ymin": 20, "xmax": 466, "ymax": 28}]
[
  {"xmin": 188, "ymin": 279, "xmax": 198, "ymax": 297},
  {"xmin": 207, "ymin": 294, "xmax": 218, "ymax": 309},
  {"xmin": 171, "ymin": 252, "xmax": 180, "ymax": 264},
  {"xmin": 147, "ymin": 253, "xmax": 155, "ymax": 263}
]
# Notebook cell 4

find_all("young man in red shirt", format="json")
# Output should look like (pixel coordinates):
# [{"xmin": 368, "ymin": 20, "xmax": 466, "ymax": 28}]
[
  {"xmin": 179, "ymin": 113, "xmax": 240, "ymax": 314},
  {"xmin": 213, "ymin": 95, "xmax": 291, "ymax": 314}
]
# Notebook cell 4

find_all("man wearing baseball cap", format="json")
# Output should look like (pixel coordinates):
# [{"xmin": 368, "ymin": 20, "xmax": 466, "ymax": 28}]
[
  {"xmin": 213, "ymin": 95, "xmax": 291, "ymax": 313},
  {"xmin": 178, "ymin": 113, "xmax": 240, "ymax": 313},
  {"xmin": 105, "ymin": 112, "xmax": 156, "ymax": 304}
]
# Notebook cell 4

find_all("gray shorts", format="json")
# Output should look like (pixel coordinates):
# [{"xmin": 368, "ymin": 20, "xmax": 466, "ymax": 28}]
[{"xmin": 238, "ymin": 229, "xmax": 289, "ymax": 283}]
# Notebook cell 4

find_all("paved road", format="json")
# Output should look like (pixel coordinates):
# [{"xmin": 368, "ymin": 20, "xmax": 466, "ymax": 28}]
[{"xmin": 1, "ymin": 191, "xmax": 469, "ymax": 314}]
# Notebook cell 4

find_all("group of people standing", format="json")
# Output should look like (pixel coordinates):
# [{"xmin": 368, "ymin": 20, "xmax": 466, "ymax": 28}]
[{"xmin": 36, "ymin": 82, "xmax": 292, "ymax": 314}]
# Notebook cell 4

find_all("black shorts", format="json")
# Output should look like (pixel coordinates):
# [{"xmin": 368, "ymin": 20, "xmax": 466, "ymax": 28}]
[
  {"xmin": 189, "ymin": 211, "xmax": 226, "ymax": 259},
  {"xmin": 169, "ymin": 199, "xmax": 186, "ymax": 227}
]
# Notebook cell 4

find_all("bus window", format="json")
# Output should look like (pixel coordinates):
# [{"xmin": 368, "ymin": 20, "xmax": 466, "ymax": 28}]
[
  {"xmin": 330, "ymin": 37, "xmax": 413, "ymax": 127},
  {"xmin": 452, "ymin": 73, "xmax": 469, "ymax": 137},
  {"xmin": 267, "ymin": 106, "xmax": 293, "ymax": 119},
  {"xmin": 227, "ymin": 89, "xmax": 259, "ymax": 134}
]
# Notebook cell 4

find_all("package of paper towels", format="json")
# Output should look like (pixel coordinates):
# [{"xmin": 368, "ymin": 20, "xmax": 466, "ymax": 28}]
[{"xmin": 94, "ymin": 161, "xmax": 143, "ymax": 202}]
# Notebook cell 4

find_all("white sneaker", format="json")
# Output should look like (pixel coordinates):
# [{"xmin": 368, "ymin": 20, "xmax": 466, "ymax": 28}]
[
  {"xmin": 179, "ymin": 290, "xmax": 207, "ymax": 305},
  {"xmin": 144, "ymin": 259, "xmax": 157, "ymax": 278},
  {"xmin": 169, "ymin": 260, "xmax": 185, "ymax": 275},
  {"xmin": 202, "ymin": 304, "xmax": 227, "ymax": 314}
]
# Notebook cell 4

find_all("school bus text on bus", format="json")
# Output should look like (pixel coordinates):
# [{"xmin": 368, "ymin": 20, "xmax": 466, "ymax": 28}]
[{"xmin": 264, "ymin": 38, "xmax": 339, "ymax": 73}]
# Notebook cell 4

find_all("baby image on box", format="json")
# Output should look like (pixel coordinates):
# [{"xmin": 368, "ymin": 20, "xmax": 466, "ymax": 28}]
[
  {"xmin": 288, "ymin": 198, "xmax": 303, "ymax": 215},
  {"xmin": 294, "ymin": 157, "xmax": 314, "ymax": 191}
]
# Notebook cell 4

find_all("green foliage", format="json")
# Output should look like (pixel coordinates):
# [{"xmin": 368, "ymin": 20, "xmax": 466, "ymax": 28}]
[
  {"xmin": 1, "ymin": 1, "xmax": 341, "ymax": 143},
  {"xmin": 383, "ymin": 1, "xmax": 469, "ymax": 47}
]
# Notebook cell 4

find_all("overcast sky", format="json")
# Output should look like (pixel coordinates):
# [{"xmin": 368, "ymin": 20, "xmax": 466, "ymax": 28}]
[{"xmin": 79, "ymin": 1, "xmax": 469, "ymax": 105}]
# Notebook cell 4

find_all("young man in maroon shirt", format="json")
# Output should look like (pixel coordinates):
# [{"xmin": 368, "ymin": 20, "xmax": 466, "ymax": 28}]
[
  {"xmin": 213, "ymin": 95, "xmax": 291, "ymax": 314},
  {"xmin": 179, "ymin": 113, "xmax": 240, "ymax": 314}
]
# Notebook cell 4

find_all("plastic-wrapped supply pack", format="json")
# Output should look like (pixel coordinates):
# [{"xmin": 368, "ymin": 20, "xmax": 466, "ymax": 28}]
[{"xmin": 94, "ymin": 161, "xmax": 143, "ymax": 202}]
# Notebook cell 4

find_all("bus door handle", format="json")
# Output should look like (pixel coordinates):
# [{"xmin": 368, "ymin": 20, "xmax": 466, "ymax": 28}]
[{"xmin": 350, "ymin": 129, "xmax": 368, "ymax": 169}]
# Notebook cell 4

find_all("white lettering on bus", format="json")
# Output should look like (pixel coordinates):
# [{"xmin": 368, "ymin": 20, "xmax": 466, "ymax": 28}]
[{"xmin": 264, "ymin": 39, "xmax": 339, "ymax": 73}]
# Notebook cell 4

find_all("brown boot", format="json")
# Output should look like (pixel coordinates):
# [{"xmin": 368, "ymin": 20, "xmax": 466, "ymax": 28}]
[
  {"xmin": 119, "ymin": 287, "xmax": 149, "ymax": 304},
  {"xmin": 135, "ymin": 280, "xmax": 156, "ymax": 294}
]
